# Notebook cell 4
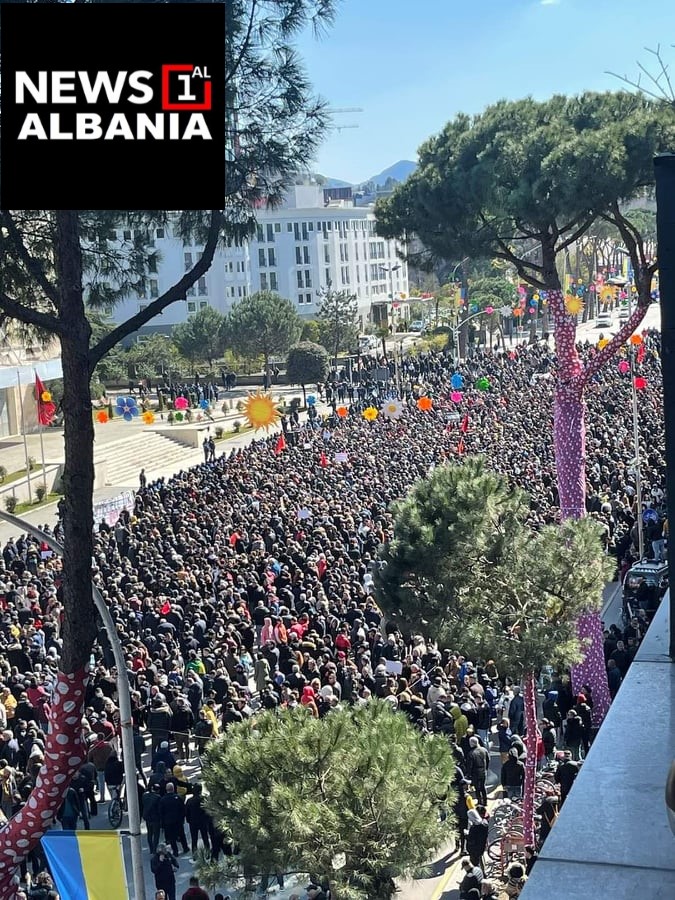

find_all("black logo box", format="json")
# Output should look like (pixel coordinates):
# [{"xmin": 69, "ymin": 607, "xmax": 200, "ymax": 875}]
[{"xmin": 0, "ymin": 3, "xmax": 225, "ymax": 209}]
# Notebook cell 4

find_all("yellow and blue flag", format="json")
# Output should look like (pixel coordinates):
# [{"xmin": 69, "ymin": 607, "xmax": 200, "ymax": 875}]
[{"xmin": 41, "ymin": 831, "xmax": 128, "ymax": 899}]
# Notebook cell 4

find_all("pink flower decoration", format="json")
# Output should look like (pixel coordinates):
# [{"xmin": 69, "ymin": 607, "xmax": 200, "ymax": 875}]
[
  {"xmin": 450, "ymin": 391, "xmax": 463, "ymax": 403},
  {"xmin": 618, "ymin": 360, "xmax": 630, "ymax": 375},
  {"xmin": 174, "ymin": 396, "xmax": 189, "ymax": 410},
  {"xmin": 485, "ymin": 306, "xmax": 494, "ymax": 315}
]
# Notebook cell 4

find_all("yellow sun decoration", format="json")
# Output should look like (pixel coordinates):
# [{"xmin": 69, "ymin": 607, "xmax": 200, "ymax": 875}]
[{"xmin": 243, "ymin": 392, "xmax": 280, "ymax": 431}]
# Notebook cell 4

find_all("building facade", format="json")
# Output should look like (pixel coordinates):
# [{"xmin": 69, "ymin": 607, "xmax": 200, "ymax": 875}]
[{"xmin": 104, "ymin": 183, "xmax": 409, "ymax": 341}]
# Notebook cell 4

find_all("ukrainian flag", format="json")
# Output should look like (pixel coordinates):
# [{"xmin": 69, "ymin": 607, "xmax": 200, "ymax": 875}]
[{"xmin": 41, "ymin": 831, "xmax": 128, "ymax": 899}]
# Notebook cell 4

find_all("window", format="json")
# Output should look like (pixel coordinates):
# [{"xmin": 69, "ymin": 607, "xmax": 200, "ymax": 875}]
[
  {"xmin": 266, "ymin": 224, "xmax": 275, "ymax": 243},
  {"xmin": 305, "ymin": 293, "xmax": 313, "ymax": 305},
  {"xmin": 149, "ymin": 279, "xmax": 159, "ymax": 298},
  {"xmin": 356, "ymin": 267, "xmax": 360, "ymax": 283},
  {"xmin": 326, "ymin": 221, "xmax": 332, "ymax": 231},
  {"xmin": 308, "ymin": 222, "xmax": 314, "ymax": 231},
  {"xmin": 198, "ymin": 276, "xmax": 208, "ymax": 296},
  {"xmin": 377, "ymin": 241, "xmax": 385, "ymax": 258},
  {"xmin": 243, "ymin": 285, "xmax": 248, "ymax": 296},
  {"xmin": 184, "ymin": 252, "xmax": 193, "ymax": 271},
  {"xmin": 237, "ymin": 286, "xmax": 243, "ymax": 297},
  {"xmin": 303, "ymin": 246, "xmax": 310, "ymax": 264},
  {"xmin": 341, "ymin": 266, "xmax": 350, "ymax": 286},
  {"xmin": 369, "ymin": 242, "xmax": 377, "ymax": 259},
  {"xmin": 298, "ymin": 294, "xmax": 305, "ymax": 305},
  {"xmin": 370, "ymin": 264, "xmax": 380, "ymax": 280},
  {"xmin": 287, "ymin": 223, "xmax": 293, "ymax": 232},
  {"xmin": 186, "ymin": 285, "xmax": 195, "ymax": 297},
  {"xmin": 268, "ymin": 248, "xmax": 276, "ymax": 267},
  {"xmin": 260, "ymin": 273, "xmax": 268, "ymax": 290},
  {"xmin": 123, "ymin": 229, "xmax": 132, "ymax": 241},
  {"xmin": 274, "ymin": 223, "xmax": 281, "ymax": 233},
  {"xmin": 301, "ymin": 223, "xmax": 308, "ymax": 241},
  {"xmin": 317, "ymin": 222, "xmax": 322, "ymax": 230},
  {"xmin": 200, "ymin": 300, "xmax": 208, "ymax": 309},
  {"xmin": 294, "ymin": 223, "xmax": 300, "ymax": 241},
  {"xmin": 304, "ymin": 270, "xmax": 312, "ymax": 288},
  {"xmin": 256, "ymin": 224, "xmax": 264, "ymax": 242},
  {"xmin": 269, "ymin": 272, "xmax": 277, "ymax": 291},
  {"xmin": 227, "ymin": 261, "xmax": 234, "ymax": 273},
  {"xmin": 296, "ymin": 247, "xmax": 302, "ymax": 265},
  {"xmin": 148, "ymin": 256, "xmax": 157, "ymax": 273},
  {"xmin": 187, "ymin": 301, "xmax": 196, "ymax": 312},
  {"xmin": 297, "ymin": 271, "xmax": 304, "ymax": 288},
  {"xmin": 325, "ymin": 268, "xmax": 331, "ymax": 284},
  {"xmin": 139, "ymin": 303, "xmax": 147, "ymax": 312},
  {"xmin": 355, "ymin": 243, "xmax": 359, "ymax": 261},
  {"xmin": 136, "ymin": 334, "xmax": 149, "ymax": 345},
  {"xmin": 258, "ymin": 248, "xmax": 266, "ymax": 267},
  {"xmin": 324, "ymin": 245, "xmax": 330, "ymax": 264},
  {"xmin": 156, "ymin": 228, "xmax": 165, "ymax": 239},
  {"xmin": 108, "ymin": 230, "xmax": 117, "ymax": 241}
]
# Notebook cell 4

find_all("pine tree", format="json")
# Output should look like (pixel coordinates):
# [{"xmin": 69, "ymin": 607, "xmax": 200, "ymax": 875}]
[{"xmin": 201, "ymin": 702, "xmax": 455, "ymax": 900}]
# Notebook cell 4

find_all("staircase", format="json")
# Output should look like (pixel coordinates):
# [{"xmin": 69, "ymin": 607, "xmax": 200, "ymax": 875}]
[{"xmin": 95, "ymin": 431, "xmax": 201, "ymax": 488}]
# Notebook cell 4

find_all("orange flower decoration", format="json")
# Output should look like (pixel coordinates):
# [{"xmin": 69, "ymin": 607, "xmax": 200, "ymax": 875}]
[
  {"xmin": 336, "ymin": 406, "xmax": 348, "ymax": 418},
  {"xmin": 630, "ymin": 334, "xmax": 643, "ymax": 345},
  {"xmin": 142, "ymin": 410, "xmax": 155, "ymax": 425},
  {"xmin": 417, "ymin": 396, "xmax": 433, "ymax": 412},
  {"xmin": 96, "ymin": 410, "xmax": 109, "ymax": 424},
  {"xmin": 363, "ymin": 406, "xmax": 378, "ymax": 421}
]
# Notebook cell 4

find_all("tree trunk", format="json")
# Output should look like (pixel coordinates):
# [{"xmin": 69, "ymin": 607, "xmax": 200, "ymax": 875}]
[
  {"xmin": 301, "ymin": 383, "xmax": 307, "ymax": 408},
  {"xmin": 522, "ymin": 671, "xmax": 538, "ymax": 847},
  {"xmin": 0, "ymin": 212, "xmax": 99, "ymax": 895}
]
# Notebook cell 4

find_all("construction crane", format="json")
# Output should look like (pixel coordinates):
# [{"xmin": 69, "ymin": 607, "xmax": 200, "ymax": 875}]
[{"xmin": 327, "ymin": 107, "xmax": 363, "ymax": 133}]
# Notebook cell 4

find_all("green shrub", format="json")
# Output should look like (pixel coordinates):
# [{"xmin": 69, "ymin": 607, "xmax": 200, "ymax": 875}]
[
  {"xmin": 167, "ymin": 411, "xmax": 175, "ymax": 425},
  {"xmin": 0, "ymin": 466, "xmax": 6, "ymax": 484},
  {"xmin": 215, "ymin": 426, "xmax": 224, "ymax": 439},
  {"xmin": 36, "ymin": 485, "xmax": 47, "ymax": 502},
  {"xmin": 27, "ymin": 457, "xmax": 37, "ymax": 472},
  {"xmin": 4, "ymin": 496, "xmax": 17, "ymax": 513},
  {"xmin": 232, "ymin": 420, "xmax": 242, "ymax": 433}
]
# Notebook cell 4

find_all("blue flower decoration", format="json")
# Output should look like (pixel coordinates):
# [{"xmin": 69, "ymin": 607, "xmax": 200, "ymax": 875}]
[
  {"xmin": 116, "ymin": 396, "xmax": 139, "ymax": 422},
  {"xmin": 307, "ymin": 395, "xmax": 317, "ymax": 406},
  {"xmin": 470, "ymin": 303, "xmax": 479, "ymax": 314},
  {"xmin": 199, "ymin": 399, "xmax": 210, "ymax": 410},
  {"xmin": 450, "ymin": 374, "xmax": 464, "ymax": 390}
]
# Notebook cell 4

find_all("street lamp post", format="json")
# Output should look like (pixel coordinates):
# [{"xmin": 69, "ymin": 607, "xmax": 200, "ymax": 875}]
[
  {"xmin": 450, "ymin": 308, "xmax": 488, "ymax": 367},
  {"xmin": 379, "ymin": 263, "xmax": 401, "ymax": 332},
  {"xmin": 0, "ymin": 510, "xmax": 147, "ymax": 900}
]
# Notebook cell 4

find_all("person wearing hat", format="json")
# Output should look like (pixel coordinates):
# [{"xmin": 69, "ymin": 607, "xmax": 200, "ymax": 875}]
[
  {"xmin": 458, "ymin": 858, "xmax": 483, "ymax": 900},
  {"xmin": 150, "ymin": 843, "xmax": 179, "ymax": 900},
  {"xmin": 500, "ymin": 747, "xmax": 525, "ymax": 800},
  {"xmin": 497, "ymin": 862, "xmax": 527, "ymax": 898},
  {"xmin": 466, "ymin": 736, "xmax": 490, "ymax": 806}
]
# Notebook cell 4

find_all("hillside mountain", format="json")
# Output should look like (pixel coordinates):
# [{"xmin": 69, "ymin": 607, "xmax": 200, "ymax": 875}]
[
  {"xmin": 367, "ymin": 160, "xmax": 417, "ymax": 187},
  {"xmin": 320, "ymin": 160, "xmax": 417, "ymax": 190}
]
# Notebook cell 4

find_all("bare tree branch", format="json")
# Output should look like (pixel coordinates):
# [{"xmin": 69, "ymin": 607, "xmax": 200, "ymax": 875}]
[
  {"xmin": 0, "ymin": 210, "xmax": 60, "ymax": 309},
  {"xmin": 556, "ymin": 217, "xmax": 597, "ymax": 254},
  {"xmin": 88, "ymin": 211, "xmax": 223, "ymax": 371},
  {"xmin": 0, "ymin": 291, "xmax": 61, "ymax": 334}
]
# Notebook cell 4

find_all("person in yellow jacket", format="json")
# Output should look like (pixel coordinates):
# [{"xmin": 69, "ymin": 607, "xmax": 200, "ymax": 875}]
[
  {"xmin": 451, "ymin": 703, "xmax": 469, "ymax": 741},
  {"xmin": 172, "ymin": 764, "xmax": 190, "ymax": 799},
  {"xmin": 200, "ymin": 700, "xmax": 220, "ymax": 737}
]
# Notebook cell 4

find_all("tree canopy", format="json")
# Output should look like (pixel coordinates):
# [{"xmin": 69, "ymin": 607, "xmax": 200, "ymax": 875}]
[
  {"xmin": 375, "ymin": 91, "xmax": 674, "ymax": 292},
  {"xmin": 225, "ymin": 291, "xmax": 302, "ymax": 370},
  {"xmin": 201, "ymin": 701, "xmax": 455, "ymax": 900},
  {"xmin": 317, "ymin": 285, "xmax": 359, "ymax": 360},
  {"xmin": 172, "ymin": 306, "xmax": 226, "ymax": 367},
  {"xmin": 286, "ymin": 340, "xmax": 330, "ymax": 400}
]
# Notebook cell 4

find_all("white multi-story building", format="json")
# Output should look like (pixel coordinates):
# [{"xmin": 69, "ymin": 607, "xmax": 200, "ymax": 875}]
[{"xmin": 105, "ymin": 182, "xmax": 408, "ymax": 341}]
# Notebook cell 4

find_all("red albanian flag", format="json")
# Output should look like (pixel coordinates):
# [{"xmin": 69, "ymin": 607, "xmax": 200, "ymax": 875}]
[
  {"xmin": 274, "ymin": 434, "xmax": 286, "ymax": 455},
  {"xmin": 35, "ymin": 372, "xmax": 56, "ymax": 426},
  {"xmin": 319, "ymin": 452, "xmax": 328, "ymax": 468}
]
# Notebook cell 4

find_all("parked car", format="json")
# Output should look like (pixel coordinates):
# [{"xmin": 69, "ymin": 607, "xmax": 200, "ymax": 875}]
[
  {"xmin": 409, "ymin": 319, "xmax": 425, "ymax": 332},
  {"xmin": 358, "ymin": 334, "xmax": 378, "ymax": 352},
  {"xmin": 622, "ymin": 559, "xmax": 668, "ymax": 624},
  {"xmin": 596, "ymin": 310, "xmax": 613, "ymax": 328},
  {"xmin": 618, "ymin": 303, "xmax": 630, "ymax": 323}
]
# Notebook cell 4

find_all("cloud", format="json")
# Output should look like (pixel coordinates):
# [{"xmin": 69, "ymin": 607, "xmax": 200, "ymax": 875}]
[{"xmin": 540, "ymin": 0, "xmax": 561, "ymax": 5}]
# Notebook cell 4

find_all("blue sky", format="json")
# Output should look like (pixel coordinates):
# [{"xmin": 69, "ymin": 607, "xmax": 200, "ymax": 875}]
[{"xmin": 295, "ymin": 0, "xmax": 675, "ymax": 182}]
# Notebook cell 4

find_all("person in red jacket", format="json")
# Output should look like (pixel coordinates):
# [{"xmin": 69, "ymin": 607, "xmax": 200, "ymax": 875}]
[{"xmin": 181, "ymin": 876, "xmax": 209, "ymax": 900}]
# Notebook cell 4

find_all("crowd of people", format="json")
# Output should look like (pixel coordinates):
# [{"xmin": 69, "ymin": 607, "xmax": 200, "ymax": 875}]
[{"xmin": 0, "ymin": 332, "xmax": 666, "ymax": 900}]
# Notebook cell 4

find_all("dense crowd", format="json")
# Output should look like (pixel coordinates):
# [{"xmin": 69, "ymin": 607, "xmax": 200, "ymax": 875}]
[{"xmin": 0, "ymin": 332, "xmax": 666, "ymax": 900}]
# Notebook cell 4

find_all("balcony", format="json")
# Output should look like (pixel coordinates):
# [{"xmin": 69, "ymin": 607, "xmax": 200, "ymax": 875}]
[{"xmin": 521, "ymin": 594, "xmax": 675, "ymax": 898}]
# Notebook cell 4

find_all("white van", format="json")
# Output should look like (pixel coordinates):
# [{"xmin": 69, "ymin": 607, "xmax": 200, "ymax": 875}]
[{"xmin": 596, "ymin": 310, "xmax": 613, "ymax": 328}]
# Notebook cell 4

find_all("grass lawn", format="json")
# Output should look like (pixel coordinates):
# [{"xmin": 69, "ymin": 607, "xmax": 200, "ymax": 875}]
[
  {"xmin": 0, "ymin": 467, "xmax": 43, "ymax": 488},
  {"xmin": 14, "ymin": 492, "xmax": 62, "ymax": 515}
]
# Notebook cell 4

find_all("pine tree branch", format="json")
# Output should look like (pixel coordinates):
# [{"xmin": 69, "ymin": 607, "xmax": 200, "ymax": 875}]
[
  {"xmin": 0, "ymin": 291, "xmax": 61, "ymax": 335},
  {"xmin": 0, "ymin": 210, "xmax": 61, "ymax": 310},
  {"xmin": 556, "ymin": 217, "xmax": 596, "ymax": 253},
  {"xmin": 88, "ymin": 211, "xmax": 223, "ymax": 372}
]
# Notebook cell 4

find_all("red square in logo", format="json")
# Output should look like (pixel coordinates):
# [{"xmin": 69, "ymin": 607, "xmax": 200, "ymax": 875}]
[{"xmin": 162, "ymin": 64, "xmax": 212, "ymax": 111}]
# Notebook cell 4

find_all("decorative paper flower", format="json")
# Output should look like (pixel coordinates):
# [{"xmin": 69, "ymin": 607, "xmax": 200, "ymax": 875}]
[
  {"xmin": 243, "ymin": 391, "xmax": 280, "ymax": 431},
  {"xmin": 475, "ymin": 377, "xmax": 490, "ymax": 391},
  {"xmin": 174, "ymin": 396, "xmax": 189, "ymax": 411},
  {"xmin": 451, "ymin": 374, "xmax": 464, "ymax": 390},
  {"xmin": 634, "ymin": 376, "xmax": 647, "ymax": 390},
  {"xmin": 618, "ymin": 360, "xmax": 630, "ymax": 374},
  {"xmin": 96, "ymin": 410, "xmax": 109, "ymax": 424},
  {"xmin": 564, "ymin": 295, "xmax": 584, "ymax": 315},
  {"xmin": 512, "ymin": 308, "xmax": 523, "ymax": 318},
  {"xmin": 336, "ymin": 406, "xmax": 348, "ymax": 418},
  {"xmin": 307, "ymin": 395, "xmax": 317, "ymax": 406},
  {"xmin": 470, "ymin": 303, "xmax": 479, "ymax": 314},
  {"xmin": 532, "ymin": 293, "xmax": 540, "ymax": 301},
  {"xmin": 174, "ymin": 411, "xmax": 184, "ymax": 422},
  {"xmin": 363, "ymin": 406, "xmax": 379, "ymax": 421},
  {"xmin": 597, "ymin": 338, "xmax": 609, "ymax": 350},
  {"xmin": 417, "ymin": 396, "xmax": 433, "ymax": 412},
  {"xmin": 484, "ymin": 306, "xmax": 494, "ymax": 315},
  {"xmin": 41, "ymin": 391, "xmax": 52, "ymax": 403},
  {"xmin": 199, "ymin": 399, "xmax": 210, "ymax": 410},
  {"xmin": 142, "ymin": 411, "xmax": 155, "ymax": 425},
  {"xmin": 528, "ymin": 307, "xmax": 536, "ymax": 315},
  {"xmin": 630, "ymin": 334, "xmax": 643, "ymax": 346},
  {"xmin": 450, "ymin": 391, "xmax": 463, "ymax": 403},
  {"xmin": 382, "ymin": 399, "xmax": 404, "ymax": 419},
  {"xmin": 115, "ymin": 396, "xmax": 139, "ymax": 422}
]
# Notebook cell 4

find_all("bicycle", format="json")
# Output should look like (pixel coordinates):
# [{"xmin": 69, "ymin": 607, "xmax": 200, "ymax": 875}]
[{"xmin": 107, "ymin": 783, "xmax": 126, "ymax": 829}]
